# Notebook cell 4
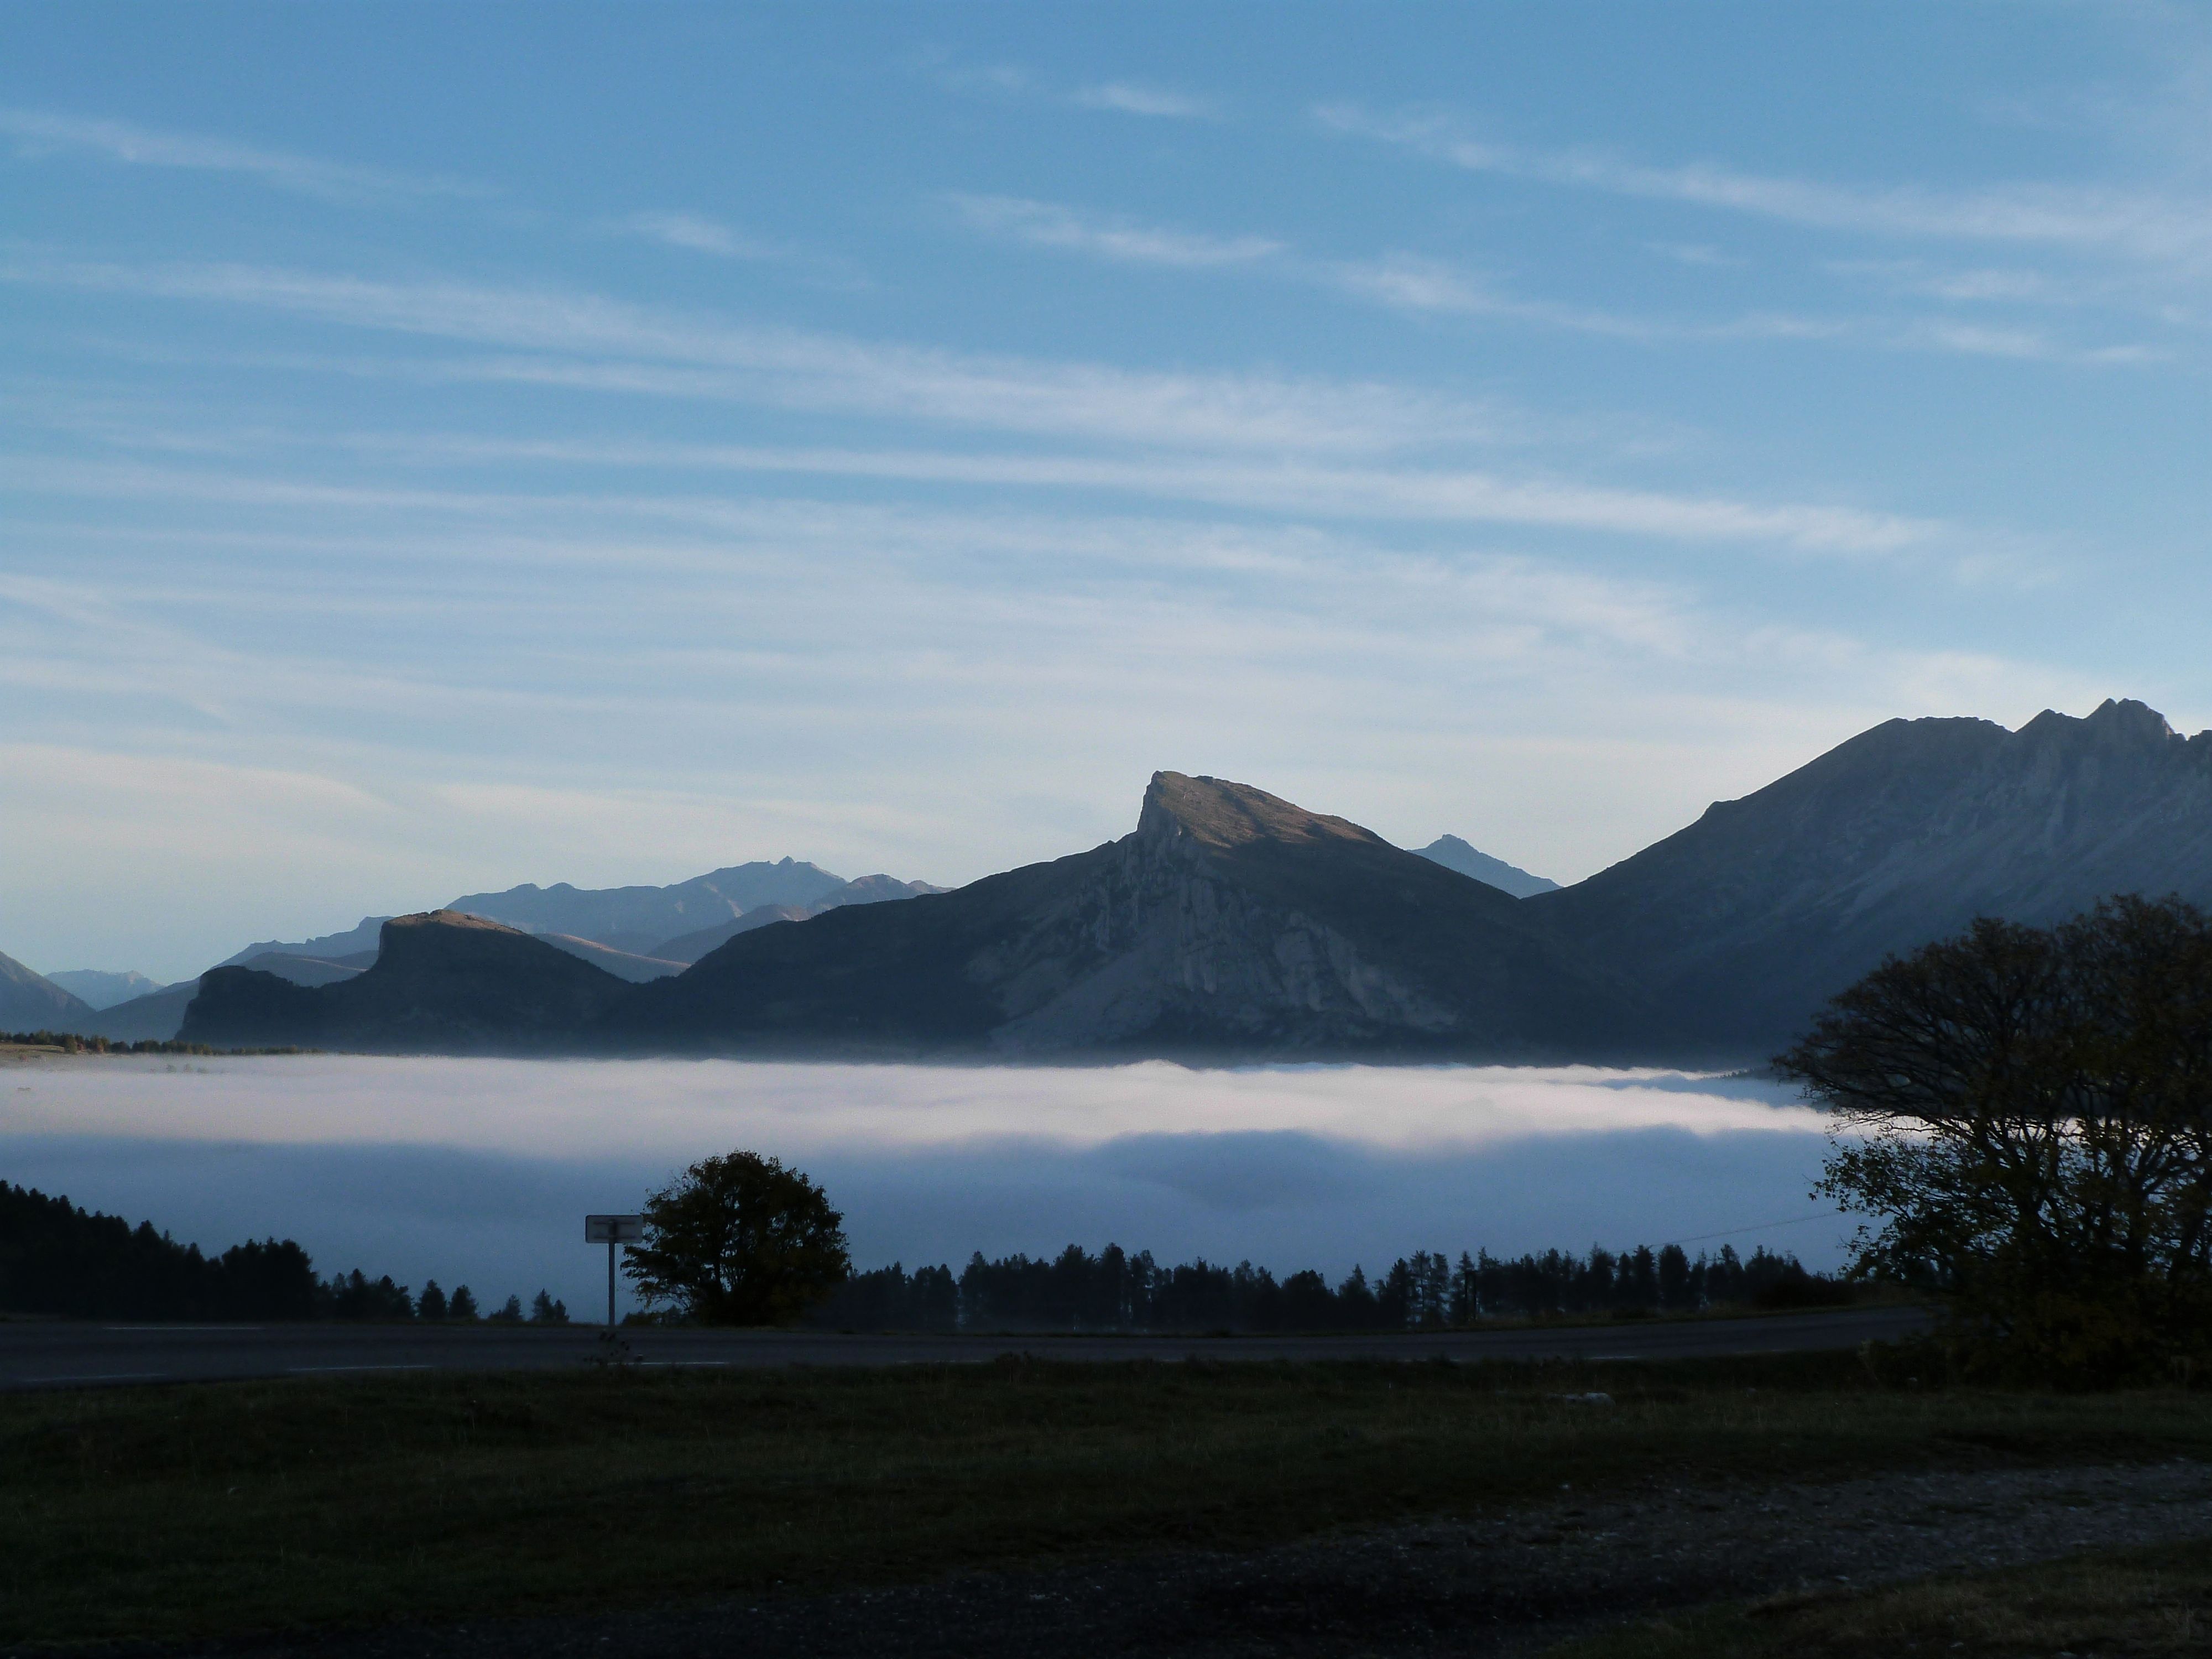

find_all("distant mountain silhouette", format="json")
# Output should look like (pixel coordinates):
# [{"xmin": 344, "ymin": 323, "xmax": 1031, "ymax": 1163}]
[
  {"xmin": 447, "ymin": 860, "xmax": 850, "ymax": 956},
  {"xmin": 647, "ymin": 875, "xmax": 950, "ymax": 963},
  {"xmin": 1414, "ymin": 836, "xmax": 1559, "ymax": 897},
  {"xmin": 218, "ymin": 917, "xmax": 390, "ymax": 969},
  {"xmin": 182, "ymin": 911, "xmax": 633, "ymax": 1052},
  {"xmin": 1528, "ymin": 697, "xmax": 2212, "ymax": 1058},
  {"xmin": 617, "ymin": 773, "xmax": 1655, "ymax": 1060},
  {"xmin": 0, "ymin": 952, "xmax": 92, "ymax": 1031},
  {"xmin": 45, "ymin": 969, "xmax": 165, "ymax": 1011}
]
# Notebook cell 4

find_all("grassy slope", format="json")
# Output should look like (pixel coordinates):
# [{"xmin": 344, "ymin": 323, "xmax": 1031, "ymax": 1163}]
[{"xmin": 3, "ymin": 1353, "xmax": 2210, "ymax": 1645}]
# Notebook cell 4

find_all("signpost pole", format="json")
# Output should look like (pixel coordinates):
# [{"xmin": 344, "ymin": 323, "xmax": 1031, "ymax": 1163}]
[{"xmin": 586, "ymin": 1214, "xmax": 643, "ymax": 1331}]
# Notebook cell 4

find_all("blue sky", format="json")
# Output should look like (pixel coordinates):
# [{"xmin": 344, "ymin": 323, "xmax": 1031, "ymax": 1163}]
[{"xmin": 4, "ymin": 3, "xmax": 2208, "ymax": 980}]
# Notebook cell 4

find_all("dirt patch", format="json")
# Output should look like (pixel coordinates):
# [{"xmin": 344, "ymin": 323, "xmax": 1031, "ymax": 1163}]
[{"xmin": 119, "ymin": 1459, "xmax": 2212, "ymax": 1658}]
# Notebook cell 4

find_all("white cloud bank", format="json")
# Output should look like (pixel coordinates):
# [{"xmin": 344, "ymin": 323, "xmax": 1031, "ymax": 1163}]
[
  {"xmin": 4, "ymin": 1054, "xmax": 1825, "ymax": 1159},
  {"xmin": 0, "ymin": 1058, "xmax": 1845, "ymax": 1305}
]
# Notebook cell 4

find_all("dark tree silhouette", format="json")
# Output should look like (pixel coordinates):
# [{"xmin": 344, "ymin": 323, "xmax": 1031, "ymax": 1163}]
[
  {"xmin": 1778, "ymin": 895, "xmax": 2212, "ymax": 1378},
  {"xmin": 529, "ymin": 1289, "xmax": 568, "ymax": 1324},
  {"xmin": 625, "ymin": 1150, "xmax": 851, "ymax": 1326}
]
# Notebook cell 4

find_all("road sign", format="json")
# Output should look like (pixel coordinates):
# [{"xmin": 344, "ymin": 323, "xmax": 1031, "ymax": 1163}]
[{"xmin": 586, "ymin": 1214, "xmax": 645, "ymax": 1326}]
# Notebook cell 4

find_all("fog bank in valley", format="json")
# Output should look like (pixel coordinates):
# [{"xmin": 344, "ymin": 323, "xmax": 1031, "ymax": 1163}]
[{"xmin": 1, "ymin": 1058, "xmax": 1839, "ymax": 1319}]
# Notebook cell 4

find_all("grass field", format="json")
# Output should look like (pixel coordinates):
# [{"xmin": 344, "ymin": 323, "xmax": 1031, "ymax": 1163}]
[
  {"xmin": 3, "ymin": 1351, "xmax": 2209, "ymax": 1647},
  {"xmin": 1543, "ymin": 1538, "xmax": 2212, "ymax": 1657}
]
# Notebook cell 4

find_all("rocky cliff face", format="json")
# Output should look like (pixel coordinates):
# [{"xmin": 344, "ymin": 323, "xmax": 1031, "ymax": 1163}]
[
  {"xmin": 1531, "ymin": 698, "xmax": 2212, "ymax": 1057},
  {"xmin": 621, "ymin": 773, "xmax": 1653, "ymax": 1058}
]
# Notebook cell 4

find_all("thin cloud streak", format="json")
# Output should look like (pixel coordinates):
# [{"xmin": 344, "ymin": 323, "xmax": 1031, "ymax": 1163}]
[
  {"xmin": 1071, "ymin": 82, "xmax": 1220, "ymax": 121},
  {"xmin": 1, "ymin": 255, "xmax": 1511, "ymax": 455},
  {"xmin": 604, "ymin": 212, "xmax": 870, "ymax": 288},
  {"xmin": 0, "ymin": 108, "xmax": 484, "ymax": 204},
  {"xmin": 940, "ymin": 197, "xmax": 2162, "ymax": 366},
  {"xmin": 2, "ymin": 441, "xmax": 1940, "ymax": 555},
  {"xmin": 1318, "ymin": 103, "xmax": 2212, "ymax": 273}
]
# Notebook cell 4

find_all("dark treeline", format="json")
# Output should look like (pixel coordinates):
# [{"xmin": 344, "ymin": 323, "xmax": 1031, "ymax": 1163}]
[
  {"xmin": 811, "ymin": 1241, "xmax": 1848, "ymax": 1332},
  {"xmin": 0, "ymin": 1183, "xmax": 565, "ymax": 1323},
  {"xmin": 3, "ymin": 1029, "xmax": 311, "ymax": 1056}
]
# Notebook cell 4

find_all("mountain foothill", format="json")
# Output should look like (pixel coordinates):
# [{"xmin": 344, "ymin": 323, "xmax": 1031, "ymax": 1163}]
[{"xmin": 9, "ymin": 698, "xmax": 2207, "ymax": 1067}]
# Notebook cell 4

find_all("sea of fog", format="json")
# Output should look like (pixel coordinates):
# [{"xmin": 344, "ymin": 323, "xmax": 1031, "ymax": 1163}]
[{"xmin": 1, "ymin": 1057, "xmax": 1846, "ymax": 1319}]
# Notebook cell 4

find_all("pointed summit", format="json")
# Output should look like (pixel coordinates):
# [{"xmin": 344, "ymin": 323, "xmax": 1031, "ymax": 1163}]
[
  {"xmin": 624, "ymin": 770, "xmax": 1655, "ymax": 1060},
  {"xmin": 1138, "ymin": 771, "xmax": 1383, "ymax": 853}
]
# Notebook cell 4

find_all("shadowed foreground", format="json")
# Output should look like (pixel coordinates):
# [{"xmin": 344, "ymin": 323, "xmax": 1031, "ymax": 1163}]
[{"xmin": 4, "ymin": 1346, "xmax": 2210, "ymax": 1652}]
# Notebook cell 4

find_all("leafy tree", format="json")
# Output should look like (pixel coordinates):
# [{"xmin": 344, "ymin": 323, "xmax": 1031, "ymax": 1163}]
[
  {"xmin": 488, "ymin": 1293, "xmax": 525, "ymax": 1323},
  {"xmin": 447, "ymin": 1284, "xmax": 478, "ymax": 1321},
  {"xmin": 1778, "ymin": 895, "xmax": 2212, "ymax": 1380},
  {"xmin": 625, "ymin": 1150, "xmax": 850, "ymax": 1326},
  {"xmin": 528, "ymin": 1289, "xmax": 568, "ymax": 1325},
  {"xmin": 416, "ymin": 1280, "xmax": 447, "ymax": 1321}
]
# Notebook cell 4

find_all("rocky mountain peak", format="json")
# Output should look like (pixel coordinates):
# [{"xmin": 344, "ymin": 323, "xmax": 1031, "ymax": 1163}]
[
  {"xmin": 2017, "ymin": 697, "xmax": 2182, "ymax": 752},
  {"xmin": 1137, "ymin": 771, "xmax": 1384, "ymax": 854}
]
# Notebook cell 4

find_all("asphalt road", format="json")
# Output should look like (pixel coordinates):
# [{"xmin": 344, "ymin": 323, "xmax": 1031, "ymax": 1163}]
[{"xmin": 0, "ymin": 1304, "xmax": 1930, "ymax": 1390}]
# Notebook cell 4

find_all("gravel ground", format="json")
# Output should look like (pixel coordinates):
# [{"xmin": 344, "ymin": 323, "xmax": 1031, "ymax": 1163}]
[{"xmin": 125, "ymin": 1460, "xmax": 2212, "ymax": 1658}]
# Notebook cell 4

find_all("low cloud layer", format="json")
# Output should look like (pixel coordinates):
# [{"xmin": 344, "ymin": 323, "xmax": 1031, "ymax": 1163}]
[{"xmin": 0, "ymin": 1060, "xmax": 1842, "ymax": 1316}]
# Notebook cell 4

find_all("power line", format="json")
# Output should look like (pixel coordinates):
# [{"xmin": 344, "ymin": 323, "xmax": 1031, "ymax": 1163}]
[{"xmin": 1664, "ymin": 1209, "xmax": 1849, "ymax": 1248}]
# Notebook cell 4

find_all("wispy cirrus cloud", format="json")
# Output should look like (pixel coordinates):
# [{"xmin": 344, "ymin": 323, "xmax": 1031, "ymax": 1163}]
[
  {"xmin": 0, "ymin": 255, "xmax": 1520, "ymax": 455},
  {"xmin": 602, "ymin": 211, "xmax": 869, "ymax": 288},
  {"xmin": 1071, "ymin": 82, "xmax": 1220, "ymax": 121},
  {"xmin": 1316, "ymin": 103, "xmax": 2212, "ymax": 274},
  {"xmin": 0, "ymin": 107, "xmax": 484, "ymax": 204},
  {"xmin": 946, "ymin": 194, "xmax": 1281, "ymax": 267},
  {"xmin": 940, "ymin": 205, "xmax": 2153, "ymax": 366},
  {"xmin": 2, "ymin": 432, "xmax": 1940, "ymax": 559}
]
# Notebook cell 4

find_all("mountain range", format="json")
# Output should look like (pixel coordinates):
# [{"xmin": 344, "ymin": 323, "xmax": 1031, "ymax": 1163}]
[
  {"xmin": 11, "ymin": 860, "xmax": 944, "ymax": 1041},
  {"xmin": 23, "ymin": 698, "xmax": 2211, "ymax": 1065},
  {"xmin": 183, "ymin": 773, "xmax": 1652, "ymax": 1060}
]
